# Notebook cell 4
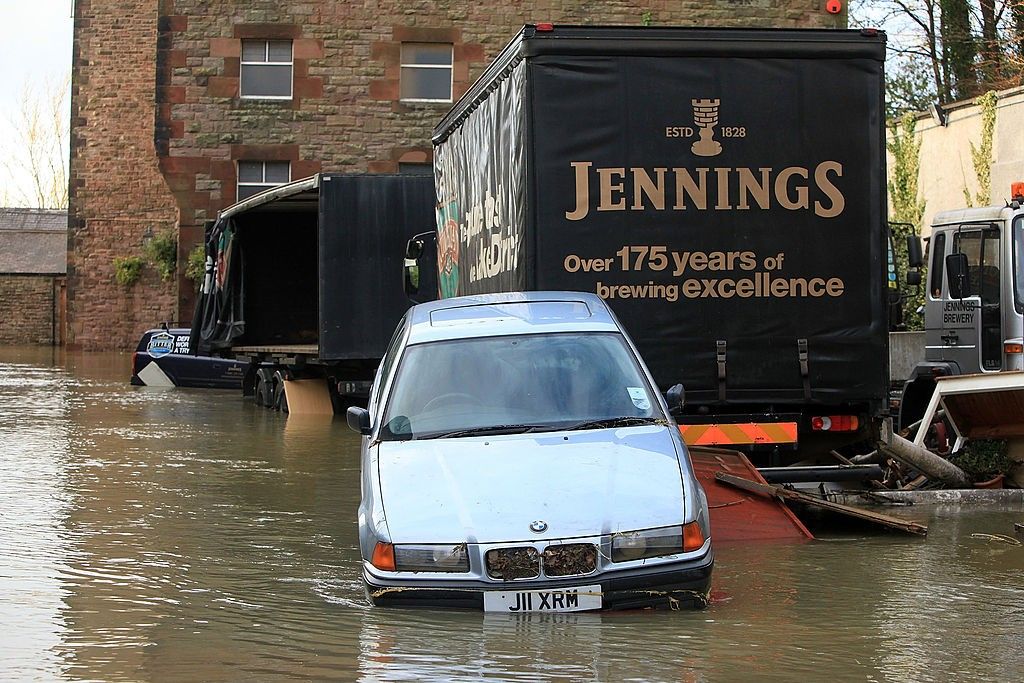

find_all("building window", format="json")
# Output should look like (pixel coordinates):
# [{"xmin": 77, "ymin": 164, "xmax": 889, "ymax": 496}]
[
  {"xmin": 240, "ymin": 39, "xmax": 293, "ymax": 99},
  {"xmin": 400, "ymin": 43, "xmax": 453, "ymax": 102},
  {"xmin": 237, "ymin": 161, "xmax": 290, "ymax": 200}
]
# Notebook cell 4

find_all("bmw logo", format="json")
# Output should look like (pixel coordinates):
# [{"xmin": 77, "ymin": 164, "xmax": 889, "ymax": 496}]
[{"xmin": 529, "ymin": 520, "xmax": 548, "ymax": 533}]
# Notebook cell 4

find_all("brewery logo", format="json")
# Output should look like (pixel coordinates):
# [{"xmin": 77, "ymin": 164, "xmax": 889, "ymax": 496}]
[
  {"xmin": 691, "ymin": 98, "xmax": 723, "ymax": 157},
  {"xmin": 147, "ymin": 332, "xmax": 175, "ymax": 358}
]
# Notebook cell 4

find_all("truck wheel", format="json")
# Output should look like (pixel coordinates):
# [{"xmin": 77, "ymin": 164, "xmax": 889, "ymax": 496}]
[
  {"xmin": 255, "ymin": 368, "xmax": 275, "ymax": 407},
  {"xmin": 273, "ymin": 370, "xmax": 289, "ymax": 413}
]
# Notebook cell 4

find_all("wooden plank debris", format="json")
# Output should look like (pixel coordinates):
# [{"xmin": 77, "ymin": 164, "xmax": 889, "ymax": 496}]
[{"xmin": 715, "ymin": 472, "xmax": 928, "ymax": 536}]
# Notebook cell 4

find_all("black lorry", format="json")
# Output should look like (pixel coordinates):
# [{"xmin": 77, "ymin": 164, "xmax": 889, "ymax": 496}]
[
  {"xmin": 191, "ymin": 173, "xmax": 436, "ymax": 412},
  {"xmin": 421, "ymin": 25, "xmax": 889, "ymax": 454}
]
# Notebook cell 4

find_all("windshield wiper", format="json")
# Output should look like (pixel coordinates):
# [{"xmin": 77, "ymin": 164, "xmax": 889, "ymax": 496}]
[
  {"xmin": 564, "ymin": 416, "xmax": 668, "ymax": 432},
  {"xmin": 432, "ymin": 424, "xmax": 548, "ymax": 439}
]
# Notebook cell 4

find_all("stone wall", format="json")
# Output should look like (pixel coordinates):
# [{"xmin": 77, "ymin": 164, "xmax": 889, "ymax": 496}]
[
  {"xmin": 70, "ymin": 0, "xmax": 842, "ymax": 349},
  {"xmin": 0, "ymin": 275, "xmax": 62, "ymax": 345},
  {"xmin": 69, "ymin": 0, "xmax": 181, "ymax": 350}
]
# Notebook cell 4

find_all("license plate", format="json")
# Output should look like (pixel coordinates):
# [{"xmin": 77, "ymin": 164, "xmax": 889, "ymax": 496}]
[{"xmin": 483, "ymin": 584, "xmax": 602, "ymax": 613}]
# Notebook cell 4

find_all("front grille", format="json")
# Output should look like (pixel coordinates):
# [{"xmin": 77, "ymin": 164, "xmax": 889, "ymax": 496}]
[
  {"xmin": 486, "ymin": 547, "xmax": 540, "ymax": 579},
  {"xmin": 542, "ymin": 543, "xmax": 597, "ymax": 576},
  {"xmin": 486, "ymin": 543, "xmax": 599, "ymax": 580}
]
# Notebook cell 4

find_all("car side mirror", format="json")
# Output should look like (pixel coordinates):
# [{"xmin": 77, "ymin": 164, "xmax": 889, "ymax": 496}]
[
  {"xmin": 346, "ymin": 406, "xmax": 372, "ymax": 435},
  {"xmin": 906, "ymin": 235, "xmax": 923, "ymax": 268},
  {"xmin": 946, "ymin": 252, "xmax": 969, "ymax": 300},
  {"xmin": 665, "ymin": 384, "xmax": 685, "ymax": 414},
  {"xmin": 906, "ymin": 270, "xmax": 921, "ymax": 287}
]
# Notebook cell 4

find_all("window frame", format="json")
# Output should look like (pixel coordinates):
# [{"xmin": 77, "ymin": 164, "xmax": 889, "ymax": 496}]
[
  {"xmin": 236, "ymin": 160, "xmax": 291, "ymax": 201},
  {"xmin": 399, "ymin": 42, "xmax": 454, "ymax": 104},
  {"xmin": 239, "ymin": 39, "xmax": 294, "ymax": 100},
  {"xmin": 1014, "ymin": 216, "xmax": 1024, "ymax": 313}
]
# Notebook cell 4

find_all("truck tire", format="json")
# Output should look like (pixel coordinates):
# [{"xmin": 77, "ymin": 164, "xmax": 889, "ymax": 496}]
[
  {"xmin": 255, "ymin": 367, "xmax": 275, "ymax": 408},
  {"xmin": 273, "ymin": 370, "xmax": 289, "ymax": 413}
]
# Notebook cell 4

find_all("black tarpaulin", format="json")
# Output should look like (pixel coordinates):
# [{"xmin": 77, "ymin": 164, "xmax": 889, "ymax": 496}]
[
  {"xmin": 190, "ymin": 217, "xmax": 245, "ymax": 355},
  {"xmin": 433, "ymin": 26, "xmax": 889, "ymax": 409}
]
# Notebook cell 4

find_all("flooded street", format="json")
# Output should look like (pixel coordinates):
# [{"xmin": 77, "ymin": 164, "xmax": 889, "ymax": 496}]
[{"xmin": 2, "ymin": 347, "xmax": 1023, "ymax": 682}]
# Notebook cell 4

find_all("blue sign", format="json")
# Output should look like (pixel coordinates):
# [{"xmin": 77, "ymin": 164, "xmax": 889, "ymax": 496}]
[{"xmin": 147, "ymin": 332, "xmax": 175, "ymax": 358}]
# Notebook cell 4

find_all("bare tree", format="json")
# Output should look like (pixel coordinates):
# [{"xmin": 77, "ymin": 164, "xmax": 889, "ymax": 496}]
[
  {"xmin": 851, "ymin": 1, "xmax": 1024, "ymax": 113},
  {"xmin": 1, "ymin": 74, "xmax": 70, "ymax": 209}
]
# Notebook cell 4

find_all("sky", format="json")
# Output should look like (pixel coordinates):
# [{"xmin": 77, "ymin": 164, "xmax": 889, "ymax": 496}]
[{"xmin": 0, "ymin": 1, "xmax": 73, "ymax": 207}]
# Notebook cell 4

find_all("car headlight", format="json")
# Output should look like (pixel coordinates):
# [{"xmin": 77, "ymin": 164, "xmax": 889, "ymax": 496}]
[
  {"xmin": 392, "ymin": 543, "xmax": 469, "ymax": 572},
  {"xmin": 610, "ymin": 523, "xmax": 705, "ymax": 562}
]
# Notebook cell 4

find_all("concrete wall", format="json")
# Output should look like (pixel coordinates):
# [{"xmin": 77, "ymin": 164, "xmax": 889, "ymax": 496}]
[
  {"xmin": 889, "ymin": 86, "xmax": 1024, "ymax": 235},
  {"xmin": 70, "ymin": 1, "xmax": 843, "ymax": 350},
  {"xmin": 889, "ymin": 331, "xmax": 925, "ymax": 384}
]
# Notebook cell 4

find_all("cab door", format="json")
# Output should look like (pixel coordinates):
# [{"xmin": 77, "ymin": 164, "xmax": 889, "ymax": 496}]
[{"xmin": 930, "ymin": 226, "xmax": 1003, "ymax": 373}]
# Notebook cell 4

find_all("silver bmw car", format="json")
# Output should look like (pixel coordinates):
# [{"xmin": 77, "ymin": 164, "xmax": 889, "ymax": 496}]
[{"xmin": 346, "ymin": 292, "xmax": 713, "ymax": 612}]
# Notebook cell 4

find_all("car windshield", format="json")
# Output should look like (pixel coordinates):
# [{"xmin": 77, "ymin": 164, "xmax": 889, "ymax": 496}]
[{"xmin": 379, "ymin": 332, "xmax": 666, "ymax": 440}]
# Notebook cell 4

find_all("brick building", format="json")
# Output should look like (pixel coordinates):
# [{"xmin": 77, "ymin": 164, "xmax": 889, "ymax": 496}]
[
  {"xmin": 0, "ymin": 209, "xmax": 67, "ymax": 345},
  {"xmin": 68, "ymin": 0, "xmax": 844, "ymax": 349}
]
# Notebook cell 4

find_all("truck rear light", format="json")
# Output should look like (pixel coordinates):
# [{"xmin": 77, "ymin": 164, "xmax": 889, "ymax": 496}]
[
  {"xmin": 535, "ymin": 22, "xmax": 554, "ymax": 32},
  {"xmin": 810, "ymin": 415, "xmax": 859, "ymax": 432},
  {"xmin": 1005, "ymin": 342, "xmax": 1024, "ymax": 354}
]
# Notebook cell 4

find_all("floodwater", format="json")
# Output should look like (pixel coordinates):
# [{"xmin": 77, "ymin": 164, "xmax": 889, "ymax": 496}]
[{"xmin": 2, "ymin": 347, "xmax": 1023, "ymax": 682}]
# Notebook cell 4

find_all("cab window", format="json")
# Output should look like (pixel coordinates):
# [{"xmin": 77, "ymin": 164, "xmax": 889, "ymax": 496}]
[
  {"xmin": 929, "ymin": 232, "xmax": 945, "ymax": 299},
  {"xmin": 952, "ymin": 228, "xmax": 1000, "ymax": 305}
]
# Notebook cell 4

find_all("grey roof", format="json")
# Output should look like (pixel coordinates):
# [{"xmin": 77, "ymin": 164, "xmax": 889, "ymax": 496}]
[{"xmin": 0, "ymin": 208, "xmax": 67, "ymax": 274}]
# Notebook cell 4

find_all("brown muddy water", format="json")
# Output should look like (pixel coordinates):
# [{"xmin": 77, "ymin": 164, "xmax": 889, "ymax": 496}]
[{"xmin": 1, "ymin": 347, "xmax": 1023, "ymax": 682}]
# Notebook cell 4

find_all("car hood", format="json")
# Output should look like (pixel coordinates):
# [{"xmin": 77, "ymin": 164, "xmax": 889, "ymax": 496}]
[{"xmin": 375, "ymin": 425, "xmax": 685, "ymax": 544}]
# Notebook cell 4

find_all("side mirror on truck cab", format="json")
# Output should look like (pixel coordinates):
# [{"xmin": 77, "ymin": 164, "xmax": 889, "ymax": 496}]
[
  {"xmin": 946, "ymin": 252, "xmax": 970, "ymax": 299},
  {"xmin": 404, "ymin": 238, "xmax": 426, "ymax": 297},
  {"xmin": 906, "ymin": 235, "xmax": 923, "ymax": 268},
  {"xmin": 404, "ymin": 231, "xmax": 438, "ymax": 304},
  {"xmin": 405, "ymin": 238, "xmax": 424, "ymax": 260}
]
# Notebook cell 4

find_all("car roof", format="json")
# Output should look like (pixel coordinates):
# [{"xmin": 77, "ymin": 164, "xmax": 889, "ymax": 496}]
[{"xmin": 405, "ymin": 291, "xmax": 621, "ymax": 344}]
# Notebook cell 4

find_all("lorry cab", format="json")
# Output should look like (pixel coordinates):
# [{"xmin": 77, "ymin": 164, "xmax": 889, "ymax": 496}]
[
  {"xmin": 899, "ymin": 199, "xmax": 1024, "ymax": 432},
  {"xmin": 925, "ymin": 205, "xmax": 1024, "ymax": 375}
]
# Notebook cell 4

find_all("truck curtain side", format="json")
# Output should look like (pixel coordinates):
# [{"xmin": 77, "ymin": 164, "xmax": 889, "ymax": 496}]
[
  {"xmin": 431, "ymin": 25, "xmax": 889, "ymax": 451},
  {"xmin": 191, "ymin": 173, "xmax": 436, "ymax": 411}
]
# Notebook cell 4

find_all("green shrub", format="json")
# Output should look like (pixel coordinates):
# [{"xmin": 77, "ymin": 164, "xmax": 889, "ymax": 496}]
[
  {"xmin": 113, "ymin": 256, "xmax": 144, "ymax": 287},
  {"xmin": 184, "ymin": 244, "xmax": 206, "ymax": 290},
  {"xmin": 949, "ymin": 439, "xmax": 1013, "ymax": 482},
  {"xmin": 145, "ymin": 231, "xmax": 178, "ymax": 281}
]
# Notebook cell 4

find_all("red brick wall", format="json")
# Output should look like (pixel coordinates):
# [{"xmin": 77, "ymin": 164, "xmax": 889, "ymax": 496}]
[
  {"xmin": 69, "ymin": 0, "xmax": 181, "ymax": 350},
  {"xmin": 70, "ymin": 0, "xmax": 840, "ymax": 349},
  {"xmin": 0, "ymin": 275, "xmax": 62, "ymax": 345}
]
